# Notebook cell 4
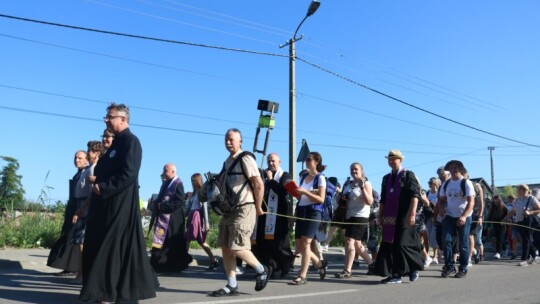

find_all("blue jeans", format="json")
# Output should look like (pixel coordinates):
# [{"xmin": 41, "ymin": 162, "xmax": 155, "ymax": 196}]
[{"xmin": 442, "ymin": 216, "xmax": 471, "ymax": 272}]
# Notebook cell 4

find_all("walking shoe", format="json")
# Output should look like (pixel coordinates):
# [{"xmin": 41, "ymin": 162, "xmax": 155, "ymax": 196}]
[
  {"xmin": 468, "ymin": 259, "xmax": 473, "ymax": 267},
  {"xmin": 255, "ymin": 265, "xmax": 271, "ymax": 291},
  {"xmin": 209, "ymin": 260, "xmax": 221, "ymax": 270},
  {"xmin": 494, "ymin": 253, "xmax": 501, "ymax": 260},
  {"xmin": 211, "ymin": 285, "xmax": 239, "ymax": 297},
  {"xmin": 511, "ymin": 255, "xmax": 517, "ymax": 260},
  {"xmin": 454, "ymin": 270, "xmax": 467, "ymax": 278},
  {"xmin": 432, "ymin": 257, "xmax": 439, "ymax": 265},
  {"xmin": 474, "ymin": 254, "xmax": 480, "ymax": 264},
  {"xmin": 366, "ymin": 263, "xmax": 375, "ymax": 275},
  {"xmin": 424, "ymin": 256, "xmax": 433, "ymax": 268},
  {"xmin": 409, "ymin": 271, "xmax": 419, "ymax": 282},
  {"xmin": 441, "ymin": 267, "xmax": 456, "ymax": 278},
  {"xmin": 534, "ymin": 257, "xmax": 540, "ymax": 264},
  {"xmin": 381, "ymin": 276, "xmax": 402, "ymax": 284},
  {"xmin": 517, "ymin": 260, "xmax": 529, "ymax": 266},
  {"xmin": 321, "ymin": 243, "xmax": 329, "ymax": 252},
  {"xmin": 235, "ymin": 266, "xmax": 245, "ymax": 275}
]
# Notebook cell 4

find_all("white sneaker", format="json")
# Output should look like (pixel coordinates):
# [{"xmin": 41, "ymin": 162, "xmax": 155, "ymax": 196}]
[
  {"xmin": 424, "ymin": 256, "xmax": 433, "ymax": 268},
  {"xmin": 468, "ymin": 259, "xmax": 473, "ymax": 267},
  {"xmin": 321, "ymin": 244, "xmax": 329, "ymax": 252},
  {"xmin": 235, "ymin": 266, "xmax": 244, "ymax": 275},
  {"xmin": 432, "ymin": 257, "xmax": 439, "ymax": 265},
  {"xmin": 518, "ymin": 261, "xmax": 529, "ymax": 266},
  {"xmin": 494, "ymin": 253, "xmax": 501, "ymax": 260},
  {"xmin": 534, "ymin": 257, "xmax": 540, "ymax": 264}
]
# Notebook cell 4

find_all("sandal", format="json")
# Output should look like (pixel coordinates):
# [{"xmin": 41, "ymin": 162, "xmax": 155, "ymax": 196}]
[
  {"xmin": 208, "ymin": 260, "xmax": 220, "ymax": 270},
  {"xmin": 255, "ymin": 265, "xmax": 271, "ymax": 291},
  {"xmin": 318, "ymin": 259, "xmax": 328, "ymax": 280},
  {"xmin": 334, "ymin": 270, "xmax": 352, "ymax": 278},
  {"xmin": 287, "ymin": 276, "xmax": 307, "ymax": 285},
  {"xmin": 211, "ymin": 285, "xmax": 239, "ymax": 297}
]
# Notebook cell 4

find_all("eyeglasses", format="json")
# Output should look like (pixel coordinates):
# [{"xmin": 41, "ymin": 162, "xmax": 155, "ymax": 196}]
[{"xmin": 103, "ymin": 115, "xmax": 125, "ymax": 121}]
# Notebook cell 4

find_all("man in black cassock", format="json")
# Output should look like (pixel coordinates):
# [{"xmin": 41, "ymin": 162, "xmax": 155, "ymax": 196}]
[
  {"xmin": 373, "ymin": 150, "xmax": 424, "ymax": 284},
  {"xmin": 253, "ymin": 153, "xmax": 294, "ymax": 278},
  {"xmin": 149, "ymin": 163, "xmax": 192, "ymax": 273},
  {"xmin": 47, "ymin": 150, "xmax": 87, "ymax": 276},
  {"xmin": 80, "ymin": 103, "xmax": 159, "ymax": 303}
]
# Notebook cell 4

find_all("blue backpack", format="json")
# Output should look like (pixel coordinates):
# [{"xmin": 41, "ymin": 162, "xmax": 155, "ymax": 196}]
[{"xmin": 300, "ymin": 173, "xmax": 337, "ymax": 222}]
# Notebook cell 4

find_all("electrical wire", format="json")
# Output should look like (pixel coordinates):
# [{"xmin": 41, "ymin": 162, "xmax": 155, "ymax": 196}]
[
  {"xmin": 0, "ymin": 13, "xmax": 287, "ymax": 58},
  {"xmin": 1, "ymin": 13, "xmax": 536, "ymax": 148},
  {"xmin": 297, "ymin": 57, "xmax": 540, "ymax": 148}
]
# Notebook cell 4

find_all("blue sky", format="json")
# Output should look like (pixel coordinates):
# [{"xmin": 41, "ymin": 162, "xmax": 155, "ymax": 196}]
[{"xmin": 1, "ymin": 0, "xmax": 539, "ymax": 204}]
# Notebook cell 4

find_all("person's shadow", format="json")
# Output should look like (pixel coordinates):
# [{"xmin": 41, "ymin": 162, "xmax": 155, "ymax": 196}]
[{"xmin": 0, "ymin": 264, "xmax": 80, "ymax": 304}]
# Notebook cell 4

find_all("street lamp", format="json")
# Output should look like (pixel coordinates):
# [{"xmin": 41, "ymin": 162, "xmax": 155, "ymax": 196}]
[{"xmin": 280, "ymin": 0, "xmax": 320, "ymax": 181}]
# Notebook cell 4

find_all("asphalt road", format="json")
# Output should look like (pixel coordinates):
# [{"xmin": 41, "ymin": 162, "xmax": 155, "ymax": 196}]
[{"xmin": 1, "ymin": 248, "xmax": 539, "ymax": 304}]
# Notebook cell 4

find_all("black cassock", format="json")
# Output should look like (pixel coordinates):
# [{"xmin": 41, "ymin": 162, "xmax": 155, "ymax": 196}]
[
  {"xmin": 150, "ymin": 178, "xmax": 192, "ymax": 273},
  {"xmin": 253, "ymin": 170, "xmax": 294, "ymax": 276},
  {"xmin": 46, "ymin": 169, "xmax": 83, "ymax": 272},
  {"xmin": 373, "ymin": 170, "xmax": 424, "ymax": 277},
  {"xmin": 80, "ymin": 128, "xmax": 158, "ymax": 302}
]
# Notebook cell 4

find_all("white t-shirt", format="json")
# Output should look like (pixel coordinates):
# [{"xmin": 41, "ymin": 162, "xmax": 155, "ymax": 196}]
[
  {"xmin": 513, "ymin": 195, "xmax": 540, "ymax": 223},
  {"xmin": 441, "ymin": 178, "xmax": 476, "ymax": 218},
  {"xmin": 426, "ymin": 190, "xmax": 438, "ymax": 205},
  {"xmin": 344, "ymin": 180, "xmax": 371, "ymax": 219},
  {"xmin": 225, "ymin": 150, "xmax": 260, "ymax": 203},
  {"xmin": 298, "ymin": 174, "xmax": 326, "ymax": 207}
]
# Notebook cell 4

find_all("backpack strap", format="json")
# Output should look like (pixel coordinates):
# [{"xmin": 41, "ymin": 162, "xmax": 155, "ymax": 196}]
[
  {"xmin": 223, "ymin": 151, "xmax": 255, "ymax": 204},
  {"xmin": 442, "ymin": 179, "xmax": 450, "ymax": 195},
  {"xmin": 442, "ymin": 178, "xmax": 468, "ymax": 196}
]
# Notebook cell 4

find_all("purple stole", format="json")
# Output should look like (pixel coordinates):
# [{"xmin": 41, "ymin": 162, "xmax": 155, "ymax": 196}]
[
  {"xmin": 152, "ymin": 177, "xmax": 181, "ymax": 249},
  {"xmin": 381, "ymin": 169, "xmax": 405, "ymax": 244}
]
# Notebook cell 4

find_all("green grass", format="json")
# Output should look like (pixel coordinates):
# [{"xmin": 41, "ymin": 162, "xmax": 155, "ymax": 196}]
[{"xmin": 0, "ymin": 212, "xmax": 63, "ymax": 248}]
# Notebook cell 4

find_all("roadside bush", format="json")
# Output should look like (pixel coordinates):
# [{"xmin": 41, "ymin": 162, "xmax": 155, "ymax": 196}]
[{"xmin": 0, "ymin": 212, "xmax": 62, "ymax": 248}]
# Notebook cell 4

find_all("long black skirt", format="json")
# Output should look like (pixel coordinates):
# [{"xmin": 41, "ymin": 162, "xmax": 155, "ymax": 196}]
[{"xmin": 373, "ymin": 225, "xmax": 424, "ymax": 277}]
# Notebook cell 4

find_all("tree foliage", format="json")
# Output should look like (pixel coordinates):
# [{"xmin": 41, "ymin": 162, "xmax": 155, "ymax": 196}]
[
  {"xmin": 498, "ymin": 184, "xmax": 516, "ymax": 199},
  {"xmin": 0, "ymin": 156, "xmax": 25, "ymax": 210}
]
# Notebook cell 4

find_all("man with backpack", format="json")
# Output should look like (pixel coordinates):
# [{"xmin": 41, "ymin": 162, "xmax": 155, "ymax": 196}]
[
  {"xmin": 211, "ymin": 128, "xmax": 270, "ymax": 297},
  {"xmin": 438, "ymin": 160, "xmax": 476, "ymax": 278}
]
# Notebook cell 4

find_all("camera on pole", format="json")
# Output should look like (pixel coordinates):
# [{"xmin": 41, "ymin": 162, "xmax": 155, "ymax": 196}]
[{"xmin": 253, "ymin": 99, "xmax": 279, "ymax": 167}]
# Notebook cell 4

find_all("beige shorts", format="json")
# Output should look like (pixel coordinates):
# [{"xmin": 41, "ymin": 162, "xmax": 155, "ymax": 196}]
[{"xmin": 216, "ymin": 203, "xmax": 256, "ymax": 250}]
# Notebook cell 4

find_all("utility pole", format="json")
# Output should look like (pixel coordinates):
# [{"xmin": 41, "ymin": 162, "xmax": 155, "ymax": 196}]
[
  {"xmin": 488, "ymin": 146, "xmax": 495, "ymax": 195},
  {"xmin": 280, "ymin": 0, "xmax": 320, "ymax": 181}
]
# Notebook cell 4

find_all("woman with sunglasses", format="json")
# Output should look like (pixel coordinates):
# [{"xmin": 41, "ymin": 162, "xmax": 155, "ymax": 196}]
[{"xmin": 288, "ymin": 152, "xmax": 328, "ymax": 285}]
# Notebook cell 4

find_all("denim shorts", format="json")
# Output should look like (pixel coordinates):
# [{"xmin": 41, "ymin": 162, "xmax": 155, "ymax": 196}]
[{"xmin": 295, "ymin": 205, "xmax": 322, "ymax": 239}]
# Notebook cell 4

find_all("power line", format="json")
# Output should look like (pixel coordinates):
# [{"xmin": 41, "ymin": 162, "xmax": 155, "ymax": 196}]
[
  {"xmin": 0, "ymin": 13, "xmax": 287, "ymax": 58},
  {"xmin": 2, "ymin": 13, "xmax": 535, "ymax": 148},
  {"xmin": 83, "ymin": 0, "xmax": 281, "ymax": 47},
  {"xmin": 1, "ymin": 82, "xmax": 501, "ymax": 152},
  {"xmin": 0, "ymin": 104, "xmax": 499, "ymax": 157},
  {"xmin": 297, "ymin": 57, "xmax": 540, "ymax": 148}
]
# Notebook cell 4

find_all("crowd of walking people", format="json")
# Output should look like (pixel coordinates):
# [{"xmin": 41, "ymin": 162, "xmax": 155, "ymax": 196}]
[{"xmin": 46, "ymin": 103, "xmax": 540, "ymax": 303}]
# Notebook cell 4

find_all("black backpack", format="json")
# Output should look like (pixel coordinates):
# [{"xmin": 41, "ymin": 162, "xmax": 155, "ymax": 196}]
[{"xmin": 205, "ymin": 151, "xmax": 255, "ymax": 215}]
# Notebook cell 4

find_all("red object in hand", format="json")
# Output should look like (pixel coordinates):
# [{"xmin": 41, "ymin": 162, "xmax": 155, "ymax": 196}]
[{"xmin": 284, "ymin": 180, "xmax": 301, "ymax": 199}]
